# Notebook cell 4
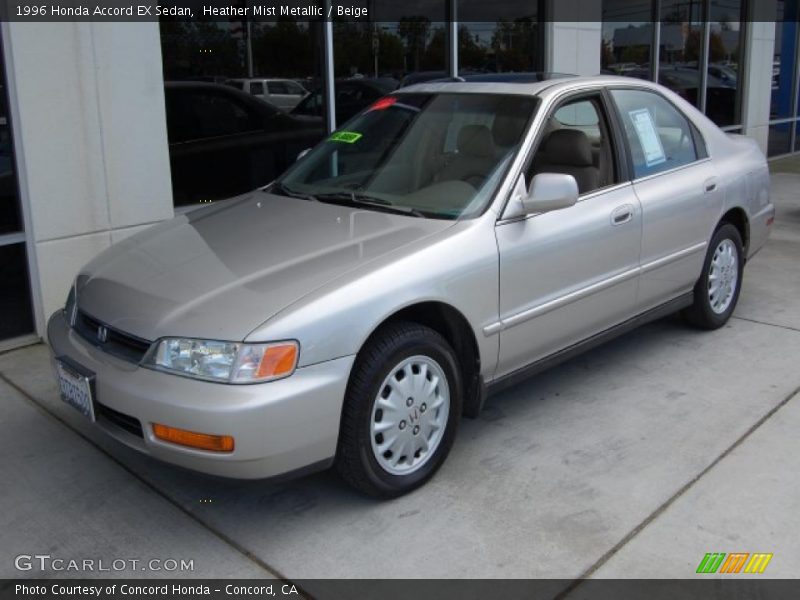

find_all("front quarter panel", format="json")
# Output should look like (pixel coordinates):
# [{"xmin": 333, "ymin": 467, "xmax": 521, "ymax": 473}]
[{"xmin": 245, "ymin": 217, "xmax": 501, "ymax": 379}]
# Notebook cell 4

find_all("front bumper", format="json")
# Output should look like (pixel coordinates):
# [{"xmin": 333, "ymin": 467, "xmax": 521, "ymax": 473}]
[{"xmin": 47, "ymin": 310, "xmax": 354, "ymax": 479}]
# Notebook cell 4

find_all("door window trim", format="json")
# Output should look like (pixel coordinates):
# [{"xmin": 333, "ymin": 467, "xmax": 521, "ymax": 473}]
[
  {"xmin": 519, "ymin": 90, "xmax": 626, "ymax": 193},
  {"xmin": 606, "ymin": 85, "xmax": 710, "ymax": 183}
]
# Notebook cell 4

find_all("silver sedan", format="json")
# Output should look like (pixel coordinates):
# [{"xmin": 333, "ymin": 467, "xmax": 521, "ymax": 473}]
[{"xmin": 48, "ymin": 76, "xmax": 774, "ymax": 497}]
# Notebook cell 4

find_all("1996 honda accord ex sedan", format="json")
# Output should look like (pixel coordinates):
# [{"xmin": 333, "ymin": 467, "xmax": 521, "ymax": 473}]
[{"xmin": 48, "ymin": 75, "xmax": 774, "ymax": 497}]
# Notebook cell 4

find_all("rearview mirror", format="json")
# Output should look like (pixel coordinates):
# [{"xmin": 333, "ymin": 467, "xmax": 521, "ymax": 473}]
[{"xmin": 522, "ymin": 173, "xmax": 579, "ymax": 214}]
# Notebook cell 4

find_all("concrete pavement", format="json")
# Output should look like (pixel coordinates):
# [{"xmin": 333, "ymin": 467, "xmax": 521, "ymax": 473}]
[{"xmin": 1, "ymin": 160, "xmax": 799, "ymax": 584}]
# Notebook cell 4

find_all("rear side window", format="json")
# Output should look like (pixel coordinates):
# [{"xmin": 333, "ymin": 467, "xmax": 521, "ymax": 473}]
[
  {"xmin": 286, "ymin": 81, "xmax": 305, "ymax": 95},
  {"xmin": 268, "ymin": 81, "xmax": 289, "ymax": 94},
  {"xmin": 610, "ymin": 89, "xmax": 699, "ymax": 179},
  {"xmin": 249, "ymin": 81, "xmax": 264, "ymax": 95}
]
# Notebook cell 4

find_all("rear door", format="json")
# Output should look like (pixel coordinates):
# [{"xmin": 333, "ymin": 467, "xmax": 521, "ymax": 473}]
[
  {"xmin": 495, "ymin": 91, "xmax": 642, "ymax": 377},
  {"xmin": 608, "ymin": 88, "xmax": 720, "ymax": 312}
]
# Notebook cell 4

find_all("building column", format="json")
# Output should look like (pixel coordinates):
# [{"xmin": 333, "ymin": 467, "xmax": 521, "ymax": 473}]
[
  {"xmin": 741, "ymin": 1, "xmax": 778, "ymax": 154},
  {"xmin": 545, "ymin": 1, "xmax": 602, "ymax": 76},
  {"xmin": 2, "ymin": 21, "xmax": 174, "ymax": 336}
]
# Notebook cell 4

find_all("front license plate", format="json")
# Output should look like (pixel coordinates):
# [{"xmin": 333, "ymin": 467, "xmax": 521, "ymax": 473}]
[{"xmin": 55, "ymin": 356, "xmax": 96, "ymax": 421}]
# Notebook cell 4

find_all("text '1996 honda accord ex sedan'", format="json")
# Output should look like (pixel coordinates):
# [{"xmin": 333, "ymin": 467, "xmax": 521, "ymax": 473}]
[{"xmin": 48, "ymin": 75, "xmax": 774, "ymax": 497}]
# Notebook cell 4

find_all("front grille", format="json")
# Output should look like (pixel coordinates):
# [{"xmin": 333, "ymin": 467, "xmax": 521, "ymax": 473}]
[
  {"xmin": 73, "ymin": 310, "xmax": 151, "ymax": 363},
  {"xmin": 95, "ymin": 402, "xmax": 144, "ymax": 438}
]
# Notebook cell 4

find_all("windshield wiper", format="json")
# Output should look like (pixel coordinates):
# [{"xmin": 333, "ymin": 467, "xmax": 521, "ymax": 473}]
[
  {"xmin": 314, "ymin": 191, "xmax": 427, "ymax": 219},
  {"xmin": 269, "ymin": 182, "xmax": 317, "ymax": 201}
]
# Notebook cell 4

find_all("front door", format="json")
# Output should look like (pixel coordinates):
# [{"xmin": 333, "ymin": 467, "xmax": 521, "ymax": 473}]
[{"xmin": 495, "ymin": 92, "xmax": 642, "ymax": 377}]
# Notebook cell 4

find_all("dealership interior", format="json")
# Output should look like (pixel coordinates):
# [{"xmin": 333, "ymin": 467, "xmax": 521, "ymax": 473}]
[{"xmin": 0, "ymin": 0, "xmax": 798, "ymax": 350}]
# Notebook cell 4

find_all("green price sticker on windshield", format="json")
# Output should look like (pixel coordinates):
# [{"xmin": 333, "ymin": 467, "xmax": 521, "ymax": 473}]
[{"xmin": 329, "ymin": 131, "xmax": 362, "ymax": 144}]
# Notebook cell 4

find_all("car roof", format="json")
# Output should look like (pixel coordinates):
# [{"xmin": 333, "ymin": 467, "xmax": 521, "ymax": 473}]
[{"xmin": 398, "ymin": 74, "xmax": 661, "ymax": 97}]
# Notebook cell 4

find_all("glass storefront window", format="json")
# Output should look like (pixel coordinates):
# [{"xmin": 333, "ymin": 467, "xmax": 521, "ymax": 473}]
[
  {"xmin": 769, "ymin": 122, "xmax": 793, "ymax": 156},
  {"xmin": 707, "ymin": 0, "xmax": 746, "ymax": 127},
  {"xmin": 602, "ymin": 0, "xmax": 747, "ymax": 128},
  {"xmin": 329, "ymin": 19, "xmax": 445, "ymax": 122},
  {"xmin": 658, "ymin": 0, "xmax": 704, "ymax": 110},
  {"xmin": 0, "ymin": 35, "xmax": 35, "ymax": 342},
  {"xmin": 772, "ymin": 4, "xmax": 798, "ymax": 121},
  {"xmin": 0, "ymin": 243, "xmax": 35, "ymax": 340},
  {"xmin": 159, "ymin": 16, "xmax": 326, "ymax": 205},
  {"xmin": 601, "ymin": 0, "xmax": 654, "ymax": 79},
  {"xmin": 458, "ymin": 1, "xmax": 544, "ymax": 74}
]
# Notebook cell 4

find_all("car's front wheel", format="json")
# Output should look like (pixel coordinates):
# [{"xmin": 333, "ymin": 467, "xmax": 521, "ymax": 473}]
[
  {"xmin": 336, "ymin": 322, "xmax": 462, "ymax": 498},
  {"xmin": 683, "ymin": 223, "xmax": 744, "ymax": 329}
]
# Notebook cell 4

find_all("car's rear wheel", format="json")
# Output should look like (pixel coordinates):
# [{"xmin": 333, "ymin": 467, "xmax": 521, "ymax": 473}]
[
  {"xmin": 336, "ymin": 321, "xmax": 462, "ymax": 498},
  {"xmin": 683, "ymin": 223, "xmax": 744, "ymax": 329}
]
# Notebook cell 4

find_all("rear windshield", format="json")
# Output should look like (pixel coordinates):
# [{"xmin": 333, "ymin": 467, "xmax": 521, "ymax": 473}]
[{"xmin": 275, "ymin": 93, "xmax": 538, "ymax": 219}]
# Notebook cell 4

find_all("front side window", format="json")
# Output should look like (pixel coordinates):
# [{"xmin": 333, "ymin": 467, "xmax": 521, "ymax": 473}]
[
  {"xmin": 527, "ymin": 95, "xmax": 618, "ymax": 195},
  {"xmin": 611, "ymin": 89, "xmax": 699, "ymax": 178},
  {"xmin": 275, "ymin": 93, "xmax": 537, "ymax": 220}
]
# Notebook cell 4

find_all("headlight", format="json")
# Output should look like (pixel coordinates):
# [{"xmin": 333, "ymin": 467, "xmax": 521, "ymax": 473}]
[
  {"xmin": 64, "ymin": 282, "xmax": 77, "ymax": 327},
  {"xmin": 143, "ymin": 338, "xmax": 299, "ymax": 384}
]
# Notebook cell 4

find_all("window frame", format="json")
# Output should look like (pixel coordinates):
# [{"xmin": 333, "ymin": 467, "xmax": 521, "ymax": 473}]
[
  {"xmin": 520, "ymin": 89, "xmax": 631, "ymax": 198},
  {"xmin": 606, "ymin": 85, "xmax": 710, "ymax": 182}
]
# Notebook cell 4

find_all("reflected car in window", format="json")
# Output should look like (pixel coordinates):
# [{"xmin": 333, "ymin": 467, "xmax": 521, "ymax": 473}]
[
  {"xmin": 49, "ymin": 76, "xmax": 773, "ymax": 498},
  {"xmin": 290, "ymin": 78, "xmax": 398, "ymax": 125},
  {"xmin": 225, "ymin": 78, "xmax": 308, "ymax": 110},
  {"xmin": 164, "ymin": 81, "xmax": 324, "ymax": 206}
]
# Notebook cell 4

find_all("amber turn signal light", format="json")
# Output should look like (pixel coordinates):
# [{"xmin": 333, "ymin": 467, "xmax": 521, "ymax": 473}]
[
  {"xmin": 255, "ymin": 343, "xmax": 298, "ymax": 380},
  {"xmin": 152, "ymin": 423, "xmax": 234, "ymax": 453}
]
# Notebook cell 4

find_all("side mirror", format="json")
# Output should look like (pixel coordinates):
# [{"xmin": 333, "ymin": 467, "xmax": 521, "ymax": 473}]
[
  {"xmin": 296, "ymin": 148, "xmax": 311, "ymax": 162},
  {"xmin": 522, "ymin": 173, "xmax": 579, "ymax": 214}
]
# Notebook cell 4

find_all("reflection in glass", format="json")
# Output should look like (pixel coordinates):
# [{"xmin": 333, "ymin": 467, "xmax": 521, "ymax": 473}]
[
  {"xmin": 334, "ymin": 21, "xmax": 445, "ymax": 80},
  {"xmin": 0, "ymin": 44, "xmax": 22, "ymax": 236},
  {"xmin": 768, "ymin": 122, "xmax": 792, "ymax": 157},
  {"xmin": 0, "ymin": 243, "xmax": 35, "ymax": 340},
  {"xmin": 706, "ymin": 0, "xmax": 746, "ymax": 127},
  {"xmin": 458, "ymin": 0, "xmax": 543, "ymax": 74},
  {"xmin": 772, "ymin": 1, "xmax": 798, "ymax": 120},
  {"xmin": 601, "ymin": 0, "xmax": 654, "ymax": 80},
  {"xmin": 658, "ymin": 0, "xmax": 704, "ymax": 110},
  {"xmin": 458, "ymin": 20, "xmax": 543, "ymax": 74},
  {"xmin": 330, "ymin": 19, "xmax": 444, "ymax": 121},
  {"xmin": 159, "ymin": 16, "xmax": 326, "ymax": 204}
]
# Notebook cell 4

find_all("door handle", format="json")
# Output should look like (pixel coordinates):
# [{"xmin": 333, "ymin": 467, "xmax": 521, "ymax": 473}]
[
  {"xmin": 611, "ymin": 204, "xmax": 634, "ymax": 226},
  {"xmin": 704, "ymin": 177, "xmax": 718, "ymax": 193}
]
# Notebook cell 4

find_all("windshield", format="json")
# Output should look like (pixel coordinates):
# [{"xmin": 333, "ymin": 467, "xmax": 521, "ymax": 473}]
[{"xmin": 274, "ymin": 92, "xmax": 538, "ymax": 219}]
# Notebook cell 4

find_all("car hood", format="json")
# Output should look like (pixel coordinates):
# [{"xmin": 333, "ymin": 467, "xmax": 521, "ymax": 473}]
[{"xmin": 76, "ymin": 192, "xmax": 454, "ymax": 342}]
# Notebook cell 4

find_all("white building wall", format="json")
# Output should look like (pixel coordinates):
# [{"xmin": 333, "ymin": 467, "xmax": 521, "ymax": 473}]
[
  {"xmin": 742, "ymin": 1, "xmax": 778, "ymax": 154},
  {"xmin": 545, "ymin": 0, "xmax": 602, "ymax": 76},
  {"xmin": 546, "ymin": 21, "xmax": 603, "ymax": 76},
  {"xmin": 2, "ymin": 21, "xmax": 173, "ymax": 336}
]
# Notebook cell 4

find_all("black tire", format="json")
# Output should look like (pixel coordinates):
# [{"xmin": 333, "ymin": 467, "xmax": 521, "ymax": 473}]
[
  {"xmin": 336, "ymin": 321, "xmax": 462, "ymax": 498},
  {"xmin": 682, "ymin": 223, "xmax": 744, "ymax": 329}
]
